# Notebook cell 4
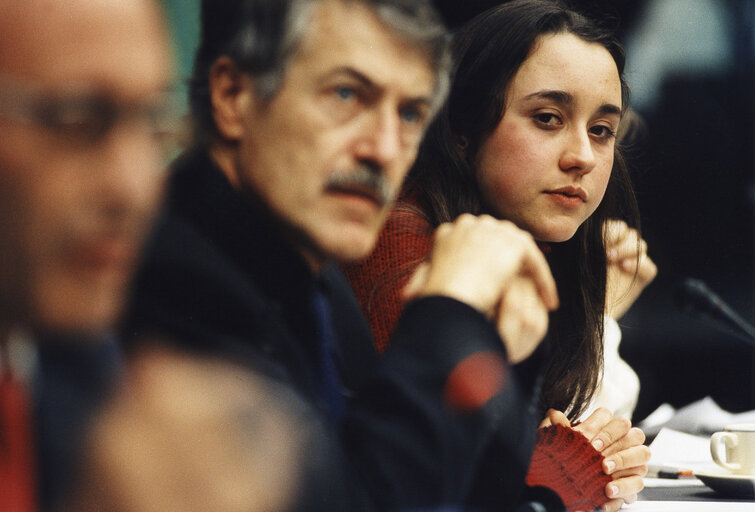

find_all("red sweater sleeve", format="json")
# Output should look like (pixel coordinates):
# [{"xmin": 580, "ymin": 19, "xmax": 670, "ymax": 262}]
[
  {"xmin": 342, "ymin": 204, "xmax": 434, "ymax": 353},
  {"xmin": 526, "ymin": 425, "xmax": 613, "ymax": 511}
]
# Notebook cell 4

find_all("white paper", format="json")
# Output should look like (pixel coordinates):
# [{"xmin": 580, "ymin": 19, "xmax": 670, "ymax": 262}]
[
  {"xmin": 648, "ymin": 427, "xmax": 713, "ymax": 470},
  {"xmin": 625, "ymin": 501, "xmax": 755, "ymax": 511},
  {"xmin": 640, "ymin": 397, "xmax": 755, "ymax": 438}
]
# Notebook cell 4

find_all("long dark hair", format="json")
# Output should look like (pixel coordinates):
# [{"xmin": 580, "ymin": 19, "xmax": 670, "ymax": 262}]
[{"xmin": 404, "ymin": 0, "xmax": 640, "ymax": 420}]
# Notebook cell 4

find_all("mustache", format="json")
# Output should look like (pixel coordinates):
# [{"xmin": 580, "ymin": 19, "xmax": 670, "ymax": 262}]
[{"xmin": 324, "ymin": 163, "xmax": 395, "ymax": 207}]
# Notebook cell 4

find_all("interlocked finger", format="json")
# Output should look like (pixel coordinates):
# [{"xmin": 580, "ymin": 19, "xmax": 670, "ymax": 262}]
[
  {"xmin": 575, "ymin": 409, "xmax": 631, "ymax": 452},
  {"xmin": 604, "ymin": 474, "xmax": 644, "ymax": 502},
  {"xmin": 599, "ymin": 497, "xmax": 624, "ymax": 512},
  {"xmin": 602, "ymin": 426, "xmax": 646, "ymax": 456},
  {"xmin": 603, "ymin": 443, "xmax": 651, "ymax": 475},
  {"xmin": 572, "ymin": 408, "xmax": 613, "ymax": 444},
  {"xmin": 610, "ymin": 464, "xmax": 649, "ymax": 480}
]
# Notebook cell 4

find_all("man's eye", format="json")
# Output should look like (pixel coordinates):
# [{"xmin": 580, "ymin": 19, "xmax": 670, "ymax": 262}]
[
  {"xmin": 399, "ymin": 107, "xmax": 422, "ymax": 125},
  {"xmin": 334, "ymin": 86, "xmax": 357, "ymax": 101},
  {"xmin": 36, "ymin": 99, "xmax": 113, "ymax": 140}
]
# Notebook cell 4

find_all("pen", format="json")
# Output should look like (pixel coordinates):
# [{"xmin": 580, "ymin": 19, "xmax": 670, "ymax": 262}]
[{"xmin": 647, "ymin": 465, "xmax": 695, "ymax": 479}]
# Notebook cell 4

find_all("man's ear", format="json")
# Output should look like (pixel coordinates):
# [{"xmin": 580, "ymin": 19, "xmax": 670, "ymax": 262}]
[{"xmin": 209, "ymin": 56, "xmax": 253, "ymax": 142}]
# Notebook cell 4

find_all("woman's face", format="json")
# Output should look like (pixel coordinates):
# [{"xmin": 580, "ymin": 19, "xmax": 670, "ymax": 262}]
[{"xmin": 475, "ymin": 32, "xmax": 622, "ymax": 242}]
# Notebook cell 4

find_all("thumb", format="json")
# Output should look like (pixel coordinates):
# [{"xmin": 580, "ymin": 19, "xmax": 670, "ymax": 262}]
[
  {"xmin": 541, "ymin": 409, "xmax": 570, "ymax": 428},
  {"xmin": 402, "ymin": 262, "xmax": 430, "ymax": 302}
]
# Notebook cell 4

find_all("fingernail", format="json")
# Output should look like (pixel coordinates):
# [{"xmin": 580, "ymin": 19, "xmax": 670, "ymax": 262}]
[
  {"xmin": 604, "ymin": 460, "xmax": 616, "ymax": 473},
  {"xmin": 592, "ymin": 439, "xmax": 604, "ymax": 451},
  {"xmin": 608, "ymin": 484, "xmax": 618, "ymax": 497}
]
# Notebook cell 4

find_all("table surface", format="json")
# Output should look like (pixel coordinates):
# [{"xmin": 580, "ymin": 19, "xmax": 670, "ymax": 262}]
[
  {"xmin": 641, "ymin": 484, "xmax": 754, "ymax": 502},
  {"xmin": 639, "ymin": 479, "xmax": 755, "ymax": 510}
]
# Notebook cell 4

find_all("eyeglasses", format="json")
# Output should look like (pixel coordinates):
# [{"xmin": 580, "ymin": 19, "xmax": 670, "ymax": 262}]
[{"xmin": 0, "ymin": 73, "xmax": 185, "ymax": 152}]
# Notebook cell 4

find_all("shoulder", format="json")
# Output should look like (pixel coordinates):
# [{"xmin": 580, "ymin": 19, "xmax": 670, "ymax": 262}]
[
  {"xmin": 138, "ymin": 214, "xmax": 255, "ymax": 303},
  {"xmin": 383, "ymin": 201, "xmax": 434, "ymax": 242},
  {"xmin": 125, "ymin": 213, "xmax": 271, "ymax": 350}
]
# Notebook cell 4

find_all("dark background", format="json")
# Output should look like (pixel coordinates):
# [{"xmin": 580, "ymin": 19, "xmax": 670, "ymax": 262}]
[{"xmin": 433, "ymin": 0, "xmax": 755, "ymax": 421}]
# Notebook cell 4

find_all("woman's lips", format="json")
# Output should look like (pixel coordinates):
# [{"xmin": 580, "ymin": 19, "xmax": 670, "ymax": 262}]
[
  {"xmin": 548, "ymin": 186, "xmax": 587, "ymax": 201},
  {"xmin": 545, "ymin": 186, "xmax": 587, "ymax": 207}
]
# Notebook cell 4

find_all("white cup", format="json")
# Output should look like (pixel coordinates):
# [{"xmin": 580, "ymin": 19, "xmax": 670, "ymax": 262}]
[{"xmin": 710, "ymin": 423, "xmax": 755, "ymax": 475}]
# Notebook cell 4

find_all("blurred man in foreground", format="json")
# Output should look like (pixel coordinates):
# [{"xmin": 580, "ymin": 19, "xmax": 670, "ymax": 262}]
[{"xmin": 0, "ymin": 0, "xmax": 172, "ymax": 508}]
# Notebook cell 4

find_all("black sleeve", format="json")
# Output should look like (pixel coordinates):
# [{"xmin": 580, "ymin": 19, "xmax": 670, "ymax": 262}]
[
  {"xmin": 341, "ymin": 296, "xmax": 544, "ymax": 511},
  {"xmin": 467, "ymin": 344, "xmax": 558, "ymax": 511}
]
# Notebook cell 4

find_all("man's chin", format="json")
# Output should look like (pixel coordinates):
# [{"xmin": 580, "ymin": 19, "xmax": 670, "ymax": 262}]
[
  {"xmin": 294, "ymin": 222, "xmax": 380, "ymax": 269},
  {"xmin": 324, "ymin": 232, "xmax": 379, "ymax": 264},
  {"xmin": 33, "ymin": 291, "xmax": 123, "ymax": 338}
]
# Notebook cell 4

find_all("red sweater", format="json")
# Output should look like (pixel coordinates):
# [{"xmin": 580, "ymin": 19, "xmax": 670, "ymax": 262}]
[
  {"xmin": 342, "ymin": 202, "xmax": 432, "ymax": 353},
  {"xmin": 343, "ymin": 203, "xmax": 612, "ymax": 511}
]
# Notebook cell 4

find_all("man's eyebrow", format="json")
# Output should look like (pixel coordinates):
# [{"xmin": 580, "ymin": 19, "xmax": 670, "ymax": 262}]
[
  {"xmin": 523, "ymin": 89, "xmax": 621, "ymax": 116},
  {"xmin": 325, "ymin": 66, "xmax": 433, "ymax": 105},
  {"xmin": 326, "ymin": 67, "xmax": 376, "ymax": 89}
]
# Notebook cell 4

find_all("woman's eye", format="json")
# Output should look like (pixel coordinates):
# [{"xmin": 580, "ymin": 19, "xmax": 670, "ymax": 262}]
[
  {"xmin": 590, "ymin": 125, "xmax": 616, "ymax": 140},
  {"xmin": 534, "ymin": 112, "xmax": 561, "ymax": 127}
]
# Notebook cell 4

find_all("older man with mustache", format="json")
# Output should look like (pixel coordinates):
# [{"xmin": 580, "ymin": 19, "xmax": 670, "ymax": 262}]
[{"xmin": 124, "ymin": 0, "xmax": 561, "ymax": 509}]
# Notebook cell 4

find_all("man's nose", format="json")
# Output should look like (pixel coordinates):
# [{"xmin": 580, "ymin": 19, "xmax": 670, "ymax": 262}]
[
  {"xmin": 354, "ymin": 105, "xmax": 402, "ymax": 169},
  {"xmin": 97, "ymin": 123, "xmax": 165, "ymax": 218}
]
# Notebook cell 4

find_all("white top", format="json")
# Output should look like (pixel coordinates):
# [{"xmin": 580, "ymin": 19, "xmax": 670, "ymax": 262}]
[{"xmin": 581, "ymin": 316, "xmax": 640, "ymax": 420}]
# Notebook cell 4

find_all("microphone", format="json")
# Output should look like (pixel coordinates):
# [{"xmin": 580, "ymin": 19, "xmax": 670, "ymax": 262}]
[{"xmin": 674, "ymin": 278, "xmax": 755, "ymax": 345}]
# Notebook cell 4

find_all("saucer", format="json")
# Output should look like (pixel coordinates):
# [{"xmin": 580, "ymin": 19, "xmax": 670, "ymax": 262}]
[{"xmin": 694, "ymin": 466, "xmax": 755, "ymax": 498}]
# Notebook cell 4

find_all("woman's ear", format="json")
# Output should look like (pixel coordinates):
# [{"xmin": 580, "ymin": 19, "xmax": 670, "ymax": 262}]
[{"xmin": 208, "ymin": 56, "xmax": 253, "ymax": 142}]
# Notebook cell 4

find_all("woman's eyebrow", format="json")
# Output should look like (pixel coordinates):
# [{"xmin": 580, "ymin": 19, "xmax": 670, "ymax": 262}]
[
  {"xmin": 523, "ymin": 89, "xmax": 573, "ymax": 105},
  {"xmin": 522, "ymin": 89, "xmax": 621, "ymax": 116}
]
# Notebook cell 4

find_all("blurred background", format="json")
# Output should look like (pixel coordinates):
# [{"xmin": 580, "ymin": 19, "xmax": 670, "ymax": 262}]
[{"xmin": 161, "ymin": 0, "xmax": 754, "ymax": 422}]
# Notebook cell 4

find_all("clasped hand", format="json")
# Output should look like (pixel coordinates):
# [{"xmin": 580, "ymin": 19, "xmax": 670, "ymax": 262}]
[
  {"xmin": 604, "ymin": 219, "xmax": 657, "ymax": 320},
  {"xmin": 542, "ymin": 408, "xmax": 651, "ymax": 512},
  {"xmin": 404, "ymin": 214, "xmax": 559, "ymax": 363}
]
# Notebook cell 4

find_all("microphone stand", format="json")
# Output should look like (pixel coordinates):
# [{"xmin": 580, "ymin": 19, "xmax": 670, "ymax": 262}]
[{"xmin": 675, "ymin": 278, "xmax": 755, "ymax": 346}]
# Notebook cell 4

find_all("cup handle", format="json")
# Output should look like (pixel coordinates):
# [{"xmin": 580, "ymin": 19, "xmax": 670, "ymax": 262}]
[{"xmin": 711, "ymin": 432, "xmax": 740, "ymax": 471}]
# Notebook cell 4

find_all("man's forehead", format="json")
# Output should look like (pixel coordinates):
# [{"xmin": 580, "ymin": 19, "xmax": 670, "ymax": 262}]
[
  {"xmin": 294, "ymin": 0, "xmax": 436, "ymax": 98},
  {"xmin": 0, "ymin": 0, "xmax": 171, "ymax": 93}
]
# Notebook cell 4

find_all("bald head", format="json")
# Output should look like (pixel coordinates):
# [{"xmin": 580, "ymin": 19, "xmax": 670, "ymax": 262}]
[{"xmin": 0, "ymin": 0, "xmax": 174, "ymax": 335}]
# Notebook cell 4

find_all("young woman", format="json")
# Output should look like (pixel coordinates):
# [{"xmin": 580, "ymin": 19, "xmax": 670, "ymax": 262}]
[{"xmin": 343, "ymin": 1, "xmax": 654, "ymax": 509}]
